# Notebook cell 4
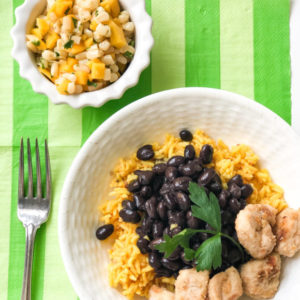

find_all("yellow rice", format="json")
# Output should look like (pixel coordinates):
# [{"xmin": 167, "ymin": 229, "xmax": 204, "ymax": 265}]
[{"xmin": 99, "ymin": 130, "xmax": 287, "ymax": 299}]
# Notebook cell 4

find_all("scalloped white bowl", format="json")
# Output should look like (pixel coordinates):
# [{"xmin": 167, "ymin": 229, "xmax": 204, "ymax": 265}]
[
  {"xmin": 59, "ymin": 88, "xmax": 300, "ymax": 299},
  {"xmin": 11, "ymin": 0, "xmax": 153, "ymax": 109}
]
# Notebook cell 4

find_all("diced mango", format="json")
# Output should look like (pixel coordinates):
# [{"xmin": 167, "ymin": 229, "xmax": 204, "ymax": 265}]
[
  {"xmin": 86, "ymin": 60, "xmax": 93, "ymax": 70},
  {"xmin": 49, "ymin": 1, "xmax": 73, "ymax": 18},
  {"xmin": 59, "ymin": 57, "xmax": 78, "ymax": 73},
  {"xmin": 45, "ymin": 31, "xmax": 59, "ymax": 49},
  {"xmin": 91, "ymin": 62, "xmax": 105, "ymax": 80},
  {"xmin": 108, "ymin": 20, "xmax": 126, "ymax": 49},
  {"xmin": 56, "ymin": 78, "xmax": 70, "ymax": 94},
  {"xmin": 90, "ymin": 20, "xmax": 98, "ymax": 31},
  {"xmin": 38, "ymin": 67, "xmax": 52, "ymax": 80},
  {"xmin": 31, "ymin": 28, "xmax": 43, "ymax": 40},
  {"xmin": 101, "ymin": 0, "xmax": 120, "ymax": 18},
  {"xmin": 75, "ymin": 71, "xmax": 89, "ymax": 85},
  {"xmin": 36, "ymin": 18, "xmax": 49, "ymax": 37},
  {"xmin": 84, "ymin": 37, "xmax": 93, "ymax": 49},
  {"xmin": 67, "ymin": 43, "xmax": 86, "ymax": 55},
  {"xmin": 36, "ymin": 40, "xmax": 47, "ymax": 51}
]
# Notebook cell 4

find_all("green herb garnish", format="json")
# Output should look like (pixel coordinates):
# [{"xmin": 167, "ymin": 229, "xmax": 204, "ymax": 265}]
[
  {"xmin": 156, "ymin": 182, "xmax": 244, "ymax": 271},
  {"xmin": 55, "ymin": 51, "xmax": 60, "ymax": 57},
  {"xmin": 129, "ymin": 40, "xmax": 135, "ymax": 47},
  {"xmin": 64, "ymin": 7, "xmax": 70, "ymax": 14},
  {"xmin": 124, "ymin": 51, "xmax": 133, "ymax": 59},
  {"xmin": 87, "ymin": 80, "xmax": 97, "ymax": 87},
  {"xmin": 72, "ymin": 17, "xmax": 78, "ymax": 28},
  {"xmin": 95, "ymin": 10, "xmax": 99, "ymax": 16},
  {"xmin": 31, "ymin": 40, "xmax": 40, "ymax": 47},
  {"xmin": 64, "ymin": 40, "xmax": 74, "ymax": 49}
]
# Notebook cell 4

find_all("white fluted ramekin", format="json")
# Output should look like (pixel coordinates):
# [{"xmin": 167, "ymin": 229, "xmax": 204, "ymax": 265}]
[{"xmin": 11, "ymin": 0, "xmax": 153, "ymax": 109}]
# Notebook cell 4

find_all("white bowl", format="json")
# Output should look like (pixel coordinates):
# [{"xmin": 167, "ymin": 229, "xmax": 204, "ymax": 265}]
[
  {"xmin": 59, "ymin": 88, "xmax": 300, "ymax": 300},
  {"xmin": 11, "ymin": 0, "xmax": 153, "ymax": 109}
]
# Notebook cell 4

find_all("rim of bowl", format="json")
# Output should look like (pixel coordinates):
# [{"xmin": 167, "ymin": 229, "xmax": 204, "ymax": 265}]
[
  {"xmin": 10, "ymin": 0, "xmax": 154, "ymax": 109},
  {"xmin": 58, "ymin": 87, "xmax": 300, "ymax": 299}
]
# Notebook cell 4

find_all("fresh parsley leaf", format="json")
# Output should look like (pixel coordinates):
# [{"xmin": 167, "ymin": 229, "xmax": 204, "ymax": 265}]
[
  {"xmin": 189, "ymin": 182, "xmax": 221, "ymax": 232},
  {"xmin": 31, "ymin": 40, "xmax": 40, "ymax": 46},
  {"xmin": 64, "ymin": 40, "xmax": 74, "ymax": 49},
  {"xmin": 87, "ymin": 80, "xmax": 97, "ymax": 87},
  {"xmin": 124, "ymin": 51, "xmax": 133, "ymax": 59},
  {"xmin": 95, "ymin": 10, "xmax": 99, "ymax": 16},
  {"xmin": 184, "ymin": 248, "xmax": 195, "ymax": 261},
  {"xmin": 64, "ymin": 7, "xmax": 70, "ymax": 14},
  {"xmin": 129, "ymin": 40, "xmax": 135, "ymax": 47},
  {"xmin": 55, "ymin": 51, "xmax": 60, "ymax": 57},
  {"xmin": 195, "ymin": 233, "xmax": 222, "ymax": 271},
  {"xmin": 72, "ymin": 17, "xmax": 78, "ymax": 28}
]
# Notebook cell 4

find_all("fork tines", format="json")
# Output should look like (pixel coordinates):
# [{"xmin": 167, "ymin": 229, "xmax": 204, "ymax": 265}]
[{"xmin": 18, "ymin": 138, "xmax": 51, "ymax": 200}]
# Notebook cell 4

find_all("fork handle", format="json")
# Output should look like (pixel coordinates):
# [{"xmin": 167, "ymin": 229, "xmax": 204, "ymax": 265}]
[{"xmin": 21, "ymin": 224, "xmax": 38, "ymax": 300}]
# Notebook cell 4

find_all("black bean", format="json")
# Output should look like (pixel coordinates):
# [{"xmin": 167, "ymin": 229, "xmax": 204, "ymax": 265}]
[
  {"xmin": 96, "ymin": 224, "xmax": 114, "ymax": 240},
  {"xmin": 135, "ymin": 170, "xmax": 154, "ymax": 186},
  {"xmin": 192, "ymin": 242, "xmax": 201, "ymax": 251},
  {"xmin": 141, "ymin": 216, "xmax": 153, "ymax": 235},
  {"xmin": 168, "ymin": 246, "xmax": 182, "ymax": 261},
  {"xmin": 179, "ymin": 162, "xmax": 196, "ymax": 177},
  {"xmin": 199, "ymin": 232, "xmax": 209, "ymax": 241},
  {"xmin": 136, "ymin": 226, "xmax": 144, "ymax": 237},
  {"xmin": 153, "ymin": 221, "xmax": 164, "ymax": 239},
  {"xmin": 209, "ymin": 181, "xmax": 222, "ymax": 195},
  {"xmin": 133, "ymin": 193, "xmax": 146, "ymax": 211},
  {"xmin": 214, "ymin": 173, "xmax": 222, "ymax": 184},
  {"xmin": 184, "ymin": 145, "xmax": 196, "ymax": 160},
  {"xmin": 221, "ymin": 210, "xmax": 234, "ymax": 225},
  {"xmin": 161, "ymin": 258, "xmax": 181, "ymax": 271},
  {"xmin": 222, "ymin": 225, "xmax": 234, "ymax": 236},
  {"xmin": 148, "ymin": 252, "xmax": 162, "ymax": 269},
  {"xmin": 175, "ymin": 192, "xmax": 190, "ymax": 211},
  {"xmin": 127, "ymin": 179, "xmax": 140, "ymax": 193},
  {"xmin": 221, "ymin": 240, "xmax": 229, "ymax": 259},
  {"xmin": 163, "ymin": 226, "xmax": 171, "ymax": 237},
  {"xmin": 137, "ymin": 237, "xmax": 150, "ymax": 254},
  {"xmin": 153, "ymin": 163, "xmax": 167, "ymax": 174},
  {"xmin": 173, "ymin": 176, "xmax": 192, "ymax": 191},
  {"xmin": 171, "ymin": 226, "xmax": 182, "ymax": 237},
  {"xmin": 122, "ymin": 200, "xmax": 137, "ymax": 211},
  {"xmin": 155, "ymin": 268, "xmax": 173, "ymax": 278},
  {"xmin": 200, "ymin": 144, "xmax": 214, "ymax": 164},
  {"xmin": 218, "ymin": 190, "xmax": 230, "ymax": 208},
  {"xmin": 159, "ymin": 182, "xmax": 171, "ymax": 195},
  {"xmin": 241, "ymin": 184, "xmax": 253, "ymax": 199},
  {"xmin": 165, "ymin": 166, "xmax": 178, "ymax": 181},
  {"xmin": 229, "ymin": 198, "xmax": 242, "ymax": 214},
  {"xmin": 157, "ymin": 201, "xmax": 168, "ymax": 221},
  {"xmin": 168, "ymin": 211, "xmax": 185, "ymax": 227},
  {"xmin": 145, "ymin": 196, "xmax": 158, "ymax": 219},
  {"xmin": 228, "ymin": 174, "xmax": 243, "ymax": 187},
  {"xmin": 140, "ymin": 186, "xmax": 152, "ymax": 199},
  {"xmin": 149, "ymin": 237, "xmax": 164, "ymax": 251},
  {"xmin": 186, "ymin": 210, "xmax": 201, "ymax": 229},
  {"xmin": 229, "ymin": 183, "xmax": 242, "ymax": 199},
  {"xmin": 167, "ymin": 156, "xmax": 185, "ymax": 167},
  {"xmin": 228, "ymin": 249, "xmax": 242, "ymax": 265},
  {"xmin": 152, "ymin": 176, "xmax": 164, "ymax": 192},
  {"xmin": 137, "ymin": 144, "xmax": 154, "ymax": 161},
  {"xmin": 164, "ymin": 193, "xmax": 177, "ymax": 210},
  {"xmin": 240, "ymin": 198, "xmax": 247, "ymax": 209},
  {"xmin": 179, "ymin": 129, "xmax": 193, "ymax": 141},
  {"xmin": 198, "ymin": 168, "xmax": 216, "ymax": 186},
  {"xmin": 119, "ymin": 209, "xmax": 141, "ymax": 223}
]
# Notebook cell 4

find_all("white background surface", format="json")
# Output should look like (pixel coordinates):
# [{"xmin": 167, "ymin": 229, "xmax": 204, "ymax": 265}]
[{"xmin": 290, "ymin": 0, "xmax": 300, "ymax": 133}]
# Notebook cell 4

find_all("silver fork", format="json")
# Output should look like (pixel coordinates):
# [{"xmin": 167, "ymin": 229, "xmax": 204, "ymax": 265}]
[{"xmin": 18, "ymin": 138, "xmax": 51, "ymax": 300}]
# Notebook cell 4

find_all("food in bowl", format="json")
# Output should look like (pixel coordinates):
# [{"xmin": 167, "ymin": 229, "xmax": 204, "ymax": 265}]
[
  {"xmin": 97, "ymin": 129, "xmax": 300, "ymax": 299},
  {"xmin": 26, "ymin": 0, "xmax": 135, "ymax": 95}
]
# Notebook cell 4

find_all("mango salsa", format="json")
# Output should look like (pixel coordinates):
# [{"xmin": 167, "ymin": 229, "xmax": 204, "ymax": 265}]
[
  {"xmin": 101, "ymin": 0, "xmax": 120, "ymax": 18},
  {"xmin": 108, "ymin": 20, "xmax": 127, "ymax": 49},
  {"xmin": 91, "ymin": 61, "xmax": 105, "ymax": 80}
]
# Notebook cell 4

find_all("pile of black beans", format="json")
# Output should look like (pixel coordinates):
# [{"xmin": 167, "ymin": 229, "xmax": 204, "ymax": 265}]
[{"xmin": 97, "ymin": 130, "xmax": 253, "ymax": 278}]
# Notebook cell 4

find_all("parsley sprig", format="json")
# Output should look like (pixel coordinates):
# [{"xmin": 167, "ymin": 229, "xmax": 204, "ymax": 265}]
[{"xmin": 156, "ymin": 182, "xmax": 244, "ymax": 271}]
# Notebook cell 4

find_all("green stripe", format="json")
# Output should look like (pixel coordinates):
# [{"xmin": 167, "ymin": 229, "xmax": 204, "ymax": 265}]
[
  {"xmin": 185, "ymin": 0, "xmax": 220, "ymax": 88},
  {"xmin": 152, "ymin": 0, "xmax": 185, "ymax": 92},
  {"xmin": 253, "ymin": 0, "xmax": 291, "ymax": 123},
  {"xmin": 8, "ymin": 0, "xmax": 48, "ymax": 296},
  {"xmin": 0, "ymin": 0, "xmax": 13, "ymax": 297},
  {"xmin": 220, "ymin": 0, "xmax": 254, "ymax": 99},
  {"xmin": 81, "ymin": 0, "xmax": 152, "ymax": 144},
  {"xmin": 42, "ymin": 147, "xmax": 79, "ymax": 300}
]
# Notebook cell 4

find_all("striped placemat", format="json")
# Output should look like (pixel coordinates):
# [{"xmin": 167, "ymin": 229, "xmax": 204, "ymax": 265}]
[{"xmin": 0, "ymin": 0, "xmax": 291, "ymax": 299}]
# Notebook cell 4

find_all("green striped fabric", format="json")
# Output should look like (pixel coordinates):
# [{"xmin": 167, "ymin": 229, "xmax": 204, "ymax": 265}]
[{"xmin": 0, "ymin": 0, "xmax": 291, "ymax": 299}]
